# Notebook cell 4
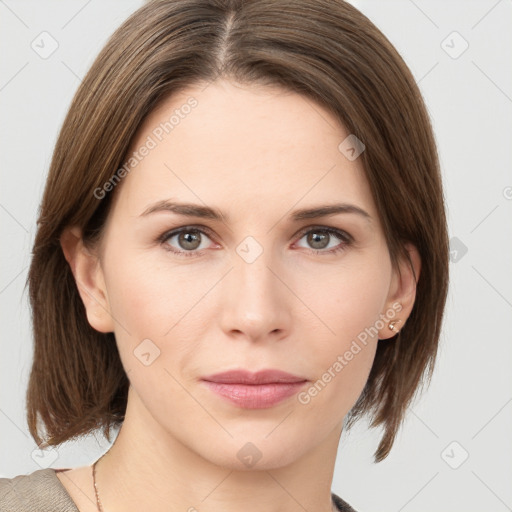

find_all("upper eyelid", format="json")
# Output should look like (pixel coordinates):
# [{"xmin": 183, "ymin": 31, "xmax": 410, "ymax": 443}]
[{"xmin": 297, "ymin": 225, "xmax": 352, "ymax": 240}]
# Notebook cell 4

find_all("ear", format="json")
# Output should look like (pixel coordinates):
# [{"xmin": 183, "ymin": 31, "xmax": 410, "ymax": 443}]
[
  {"xmin": 378, "ymin": 242, "xmax": 421, "ymax": 340},
  {"xmin": 59, "ymin": 226, "xmax": 115, "ymax": 333}
]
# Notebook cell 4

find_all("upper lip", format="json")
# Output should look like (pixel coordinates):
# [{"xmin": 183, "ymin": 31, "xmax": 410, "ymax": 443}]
[{"xmin": 201, "ymin": 369, "xmax": 307, "ymax": 385}]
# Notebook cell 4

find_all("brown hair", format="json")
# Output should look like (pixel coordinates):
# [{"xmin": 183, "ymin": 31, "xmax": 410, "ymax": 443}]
[{"xmin": 26, "ymin": 0, "xmax": 449, "ymax": 462}]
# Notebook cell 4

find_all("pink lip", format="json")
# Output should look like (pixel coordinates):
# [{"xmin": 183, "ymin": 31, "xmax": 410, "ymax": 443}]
[{"xmin": 201, "ymin": 369, "xmax": 308, "ymax": 409}]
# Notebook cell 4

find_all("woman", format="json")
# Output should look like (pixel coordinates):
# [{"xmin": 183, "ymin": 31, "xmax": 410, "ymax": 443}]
[{"xmin": 0, "ymin": 0, "xmax": 448, "ymax": 510}]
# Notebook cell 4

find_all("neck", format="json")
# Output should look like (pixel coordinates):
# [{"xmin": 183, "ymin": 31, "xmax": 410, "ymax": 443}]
[{"xmin": 96, "ymin": 386, "xmax": 342, "ymax": 512}]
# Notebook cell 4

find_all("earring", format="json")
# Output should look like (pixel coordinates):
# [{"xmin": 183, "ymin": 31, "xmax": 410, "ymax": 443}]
[{"xmin": 388, "ymin": 319, "xmax": 402, "ymax": 333}]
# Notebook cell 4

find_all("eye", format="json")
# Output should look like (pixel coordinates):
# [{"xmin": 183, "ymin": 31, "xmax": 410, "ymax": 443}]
[
  {"xmin": 158, "ymin": 226, "xmax": 216, "ymax": 258},
  {"xmin": 158, "ymin": 225, "xmax": 352, "ymax": 258},
  {"xmin": 294, "ymin": 226, "xmax": 352, "ymax": 255}
]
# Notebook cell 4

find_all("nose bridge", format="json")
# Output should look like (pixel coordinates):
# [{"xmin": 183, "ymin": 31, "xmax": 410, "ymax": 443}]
[
  {"xmin": 235, "ymin": 234, "xmax": 280, "ymax": 305},
  {"xmin": 222, "ymin": 233, "xmax": 289, "ymax": 337}
]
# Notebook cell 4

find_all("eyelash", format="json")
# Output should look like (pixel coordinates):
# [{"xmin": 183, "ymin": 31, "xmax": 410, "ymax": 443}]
[{"xmin": 157, "ymin": 225, "xmax": 353, "ymax": 259}]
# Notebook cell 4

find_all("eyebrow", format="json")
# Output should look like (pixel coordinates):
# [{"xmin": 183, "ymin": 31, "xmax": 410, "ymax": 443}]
[{"xmin": 139, "ymin": 199, "xmax": 372, "ymax": 223}]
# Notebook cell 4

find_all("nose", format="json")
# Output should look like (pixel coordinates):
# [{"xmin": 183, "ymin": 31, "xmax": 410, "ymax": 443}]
[{"xmin": 218, "ymin": 242, "xmax": 292, "ymax": 343}]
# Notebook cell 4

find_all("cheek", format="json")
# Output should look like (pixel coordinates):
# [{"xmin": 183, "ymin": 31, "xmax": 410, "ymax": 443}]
[
  {"xmin": 292, "ymin": 255, "xmax": 391, "ymax": 412},
  {"xmin": 103, "ymin": 249, "xmax": 206, "ymax": 337},
  {"xmin": 293, "ymin": 250, "xmax": 391, "ymax": 344},
  {"xmin": 101, "ymin": 247, "xmax": 217, "ymax": 385},
  {"xmin": 296, "ymin": 293, "xmax": 380, "ymax": 425}
]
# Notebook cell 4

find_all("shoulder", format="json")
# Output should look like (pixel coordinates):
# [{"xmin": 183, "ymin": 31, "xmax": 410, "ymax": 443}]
[
  {"xmin": 331, "ymin": 491, "xmax": 358, "ymax": 512},
  {"xmin": 0, "ymin": 468, "xmax": 79, "ymax": 512}
]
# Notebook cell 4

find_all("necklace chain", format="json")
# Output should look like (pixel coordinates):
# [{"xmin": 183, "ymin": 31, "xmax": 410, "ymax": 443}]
[{"xmin": 92, "ymin": 458, "xmax": 104, "ymax": 512}]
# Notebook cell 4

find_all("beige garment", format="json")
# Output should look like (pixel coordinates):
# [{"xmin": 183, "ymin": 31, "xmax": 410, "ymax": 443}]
[
  {"xmin": 0, "ymin": 468, "xmax": 79, "ymax": 511},
  {"xmin": 0, "ymin": 468, "xmax": 356, "ymax": 512}
]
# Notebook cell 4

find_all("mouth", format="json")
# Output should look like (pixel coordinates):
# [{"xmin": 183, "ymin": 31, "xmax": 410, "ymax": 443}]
[{"xmin": 200, "ymin": 369, "xmax": 308, "ymax": 409}]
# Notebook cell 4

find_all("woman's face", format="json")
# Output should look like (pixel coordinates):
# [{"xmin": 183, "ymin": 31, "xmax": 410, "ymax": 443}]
[{"xmin": 79, "ymin": 79, "xmax": 411, "ymax": 469}]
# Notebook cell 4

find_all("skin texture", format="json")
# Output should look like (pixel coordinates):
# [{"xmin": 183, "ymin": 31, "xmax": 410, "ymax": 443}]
[{"xmin": 59, "ymin": 79, "xmax": 420, "ymax": 512}]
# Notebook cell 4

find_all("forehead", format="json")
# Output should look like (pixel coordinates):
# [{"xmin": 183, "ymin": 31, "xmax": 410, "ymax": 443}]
[{"xmin": 110, "ymin": 79, "xmax": 377, "ymax": 223}]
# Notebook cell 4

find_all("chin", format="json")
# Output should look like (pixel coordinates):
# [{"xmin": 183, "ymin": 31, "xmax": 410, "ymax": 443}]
[{"xmin": 187, "ymin": 429, "xmax": 312, "ymax": 472}]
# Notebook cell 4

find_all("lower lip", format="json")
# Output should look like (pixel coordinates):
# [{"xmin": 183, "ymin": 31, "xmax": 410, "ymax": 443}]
[{"xmin": 201, "ymin": 381, "xmax": 307, "ymax": 409}]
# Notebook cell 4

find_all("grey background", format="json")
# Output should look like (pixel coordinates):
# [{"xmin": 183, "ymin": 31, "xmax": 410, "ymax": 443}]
[{"xmin": 1, "ymin": 1, "xmax": 511, "ymax": 511}]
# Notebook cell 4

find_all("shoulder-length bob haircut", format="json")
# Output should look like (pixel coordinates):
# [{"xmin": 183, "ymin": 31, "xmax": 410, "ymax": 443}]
[{"xmin": 26, "ymin": 0, "xmax": 449, "ymax": 462}]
